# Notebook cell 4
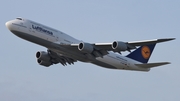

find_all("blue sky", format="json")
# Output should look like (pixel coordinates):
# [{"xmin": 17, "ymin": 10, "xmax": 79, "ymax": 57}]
[{"xmin": 0, "ymin": 0, "xmax": 179, "ymax": 101}]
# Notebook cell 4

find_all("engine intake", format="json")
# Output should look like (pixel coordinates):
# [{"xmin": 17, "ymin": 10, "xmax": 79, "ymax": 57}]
[
  {"xmin": 78, "ymin": 42, "xmax": 94, "ymax": 53},
  {"xmin": 36, "ymin": 51, "xmax": 50, "ymax": 61},
  {"xmin": 112, "ymin": 41, "xmax": 127, "ymax": 51},
  {"xmin": 37, "ymin": 59, "xmax": 51, "ymax": 67},
  {"xmin": 36, "ymin": 51, "xmax": 52, "ymax": 67}
]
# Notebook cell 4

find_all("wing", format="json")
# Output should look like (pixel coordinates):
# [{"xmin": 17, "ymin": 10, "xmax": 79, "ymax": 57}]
[
  {"xmin": 127, "ymin": 38, "xmax": 175, "ymax": 46},
  {"xmin": 54, "ymin": 38, "xmax": 175, "ymax": 58},
  {"xmin": 92, "ymin": 38, "xmax": 175, "ymax": 51}
]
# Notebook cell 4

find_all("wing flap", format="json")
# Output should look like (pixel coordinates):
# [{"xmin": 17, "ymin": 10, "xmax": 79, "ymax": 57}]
[
  {"xmin": 135, "ymin": 62, "xmax": 170, "ymax": 68},
  {"xmin": 48, "ymin": 49, "xmax": 77, "ymax": 66}
]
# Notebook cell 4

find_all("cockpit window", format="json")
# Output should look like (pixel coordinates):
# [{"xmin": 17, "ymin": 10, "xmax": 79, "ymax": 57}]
[{"xmin": 16, "ymin": 17, "xmax": 22, "ymax": 20}]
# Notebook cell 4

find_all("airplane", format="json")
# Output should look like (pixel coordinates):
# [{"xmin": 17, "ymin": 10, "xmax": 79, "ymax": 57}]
[{"xmin": 5, "ymin": 17, "xmax": 175, "ymax": 72}]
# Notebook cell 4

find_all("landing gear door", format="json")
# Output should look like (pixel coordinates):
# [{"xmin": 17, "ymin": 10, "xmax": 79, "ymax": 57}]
[
  {"xmin": 56, "ymin": 33, "xmax": 59, "ymax": 42},
  {"xmin": 29, "ymin": 23, "xmax": 36, "ymax": 35},
  {"xmin": 29, "ymin": 23, "xmax": 32, "ymax": 32}
]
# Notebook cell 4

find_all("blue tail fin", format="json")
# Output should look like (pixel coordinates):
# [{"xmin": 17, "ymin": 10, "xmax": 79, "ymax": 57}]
[{"xmin": 126, "ymin": 44, "xmax": 156, "ymax": 63}]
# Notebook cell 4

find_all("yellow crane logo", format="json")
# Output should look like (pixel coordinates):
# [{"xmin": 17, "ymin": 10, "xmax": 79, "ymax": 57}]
[{"xmin": 141, "ymin": 46, "xmax": 151, "ymax": 59}]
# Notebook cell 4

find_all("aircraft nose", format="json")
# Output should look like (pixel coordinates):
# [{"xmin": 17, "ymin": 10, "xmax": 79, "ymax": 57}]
[{"xmin": 5, "ymin": 21, "xmax": 12, "ymax": 30}]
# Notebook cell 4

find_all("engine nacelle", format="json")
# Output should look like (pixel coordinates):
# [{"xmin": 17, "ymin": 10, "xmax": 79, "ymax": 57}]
[
  {"xmin": 78, "ymin": 42, "xmax": 94, "ymax": 53},
  {"xmin": 37, "ymin": 59, "xmax": 52, "ymax": 67},
  {"xmin": 112, "ymin": 41, "xmax": 127, "ymax": 51},
  {"xmin": 36, "ymin": 51, "xmax": 50, "ymax": 61}
]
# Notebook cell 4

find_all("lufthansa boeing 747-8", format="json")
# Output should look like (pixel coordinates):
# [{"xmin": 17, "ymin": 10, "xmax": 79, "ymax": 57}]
[{"xmin": 6, "ymin": 17, "xmax": 175, "ymax": 72}]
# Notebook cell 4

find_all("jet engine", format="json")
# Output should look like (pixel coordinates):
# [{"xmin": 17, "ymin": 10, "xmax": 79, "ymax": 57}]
[
  {"xmin": 112, "ymin": 41, "xmax": 127, "ymax": 51},
  {"xmin": 78, "ymin": 42, "xmax": 94, "ymax": 53},
  {"xmin": 37, "ymin": 59, "xmax": 52, "ymax": 67},
  {"xmin": 36, "ymin": 51, "xmax": 52, "ymax": 67}
]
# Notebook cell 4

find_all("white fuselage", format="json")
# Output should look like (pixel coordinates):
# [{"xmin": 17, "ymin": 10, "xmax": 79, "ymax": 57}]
[{"xmin": 6, "ymin": 18, "xmax": 150, "ymax": 71}]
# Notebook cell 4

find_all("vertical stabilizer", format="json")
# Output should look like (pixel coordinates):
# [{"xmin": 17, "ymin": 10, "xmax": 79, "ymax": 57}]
[{"xmin": 126, "ymin": 44, "xmax": 156, "ymax": 63}]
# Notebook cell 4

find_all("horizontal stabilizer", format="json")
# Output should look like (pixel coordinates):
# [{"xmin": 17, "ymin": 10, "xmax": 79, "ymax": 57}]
[{"xmin": 135, "ymin": 62, "xmax": 170, "ymax": 68}]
